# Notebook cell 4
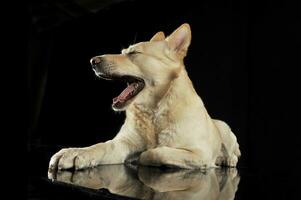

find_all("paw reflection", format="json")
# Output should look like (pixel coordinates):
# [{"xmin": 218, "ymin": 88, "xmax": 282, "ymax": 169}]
[{"xmin": 48, "ymin": 165, "xmax": 240, "ymax": 200}]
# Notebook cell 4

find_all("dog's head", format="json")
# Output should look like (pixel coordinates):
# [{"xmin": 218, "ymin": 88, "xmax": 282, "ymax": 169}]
[{"xmin": 90, "ymin": 23, "xmax": 191, "ymax": 111}]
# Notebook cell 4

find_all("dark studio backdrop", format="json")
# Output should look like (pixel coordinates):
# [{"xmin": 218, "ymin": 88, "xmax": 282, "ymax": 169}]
[{"xmin": 28, "ymin": 0, "xmax": 300, "ymax": 184}]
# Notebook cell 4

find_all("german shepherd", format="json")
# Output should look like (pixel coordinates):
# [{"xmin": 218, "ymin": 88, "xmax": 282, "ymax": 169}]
[{"xmin": 49, "ymin": 23, "xmax": 240, "ymax": 170}]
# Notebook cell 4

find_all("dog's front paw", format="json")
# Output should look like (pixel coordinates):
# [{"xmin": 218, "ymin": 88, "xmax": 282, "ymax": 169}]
[{"xmin": 49, "ymin": 148, "xmax": 99, "ymax": 171}]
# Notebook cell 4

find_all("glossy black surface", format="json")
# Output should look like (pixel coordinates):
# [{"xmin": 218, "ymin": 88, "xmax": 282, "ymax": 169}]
[
  {"xmin": 49, "ymin": 166, "xmax": 240, "ymax": 200},
  {"xmin": 28, "ymin": 145, "xmax": 299, "ymax": 200}
]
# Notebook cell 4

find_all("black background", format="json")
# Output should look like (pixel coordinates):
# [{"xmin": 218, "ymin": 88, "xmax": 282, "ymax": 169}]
[{"xmin": 28, "ymin": 0, "xmax": 300, "ymax": 178}]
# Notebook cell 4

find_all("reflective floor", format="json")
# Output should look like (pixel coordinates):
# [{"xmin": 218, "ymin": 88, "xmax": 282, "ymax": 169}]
[
  {"xmin": 48, "ymin": 165, "xmax": 239, "ymax": 200},
  {"xmin": 28, "ymin": 145, "xmax": 299, "ymax": 200}
]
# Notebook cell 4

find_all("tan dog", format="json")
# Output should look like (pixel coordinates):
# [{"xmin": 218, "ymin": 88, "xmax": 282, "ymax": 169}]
[{"xmin": 49, "ymin": 23, "xmax": 240, "ymax": 170}]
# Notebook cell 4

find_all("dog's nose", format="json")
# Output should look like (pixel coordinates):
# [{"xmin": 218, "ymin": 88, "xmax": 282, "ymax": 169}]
[{"xmin": 90, "ymin": 57, "xmax": 102, "ymax": 68}]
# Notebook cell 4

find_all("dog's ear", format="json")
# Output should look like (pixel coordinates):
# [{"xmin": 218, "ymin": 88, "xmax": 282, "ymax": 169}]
[
  {"xmin": 166, "ymin": 23, "xmax": 191, "ymax": 57},
  {"xmin": 150, "ymin": 31, "xmax": 165, "ymax": 42}
]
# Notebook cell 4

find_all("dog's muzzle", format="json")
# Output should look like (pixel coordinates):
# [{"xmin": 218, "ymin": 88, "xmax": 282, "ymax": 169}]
[
  {"xmin": 89, "ymin": 56, "xmax": 145, "ymax": 110},
  {"xmin": 90, "ymin": 56, "xmax": 103, "ymax": 71}
]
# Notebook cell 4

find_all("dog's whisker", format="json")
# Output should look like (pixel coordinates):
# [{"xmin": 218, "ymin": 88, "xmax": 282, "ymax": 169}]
[{"xmin": 133, "ymin": 32, "xmax": 138, "ymax": 44}]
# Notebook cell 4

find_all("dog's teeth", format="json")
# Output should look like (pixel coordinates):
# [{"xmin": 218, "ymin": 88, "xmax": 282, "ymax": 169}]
[{"xmin": 127, "ymin": 82, "xmax": 130, "ymax": 86}]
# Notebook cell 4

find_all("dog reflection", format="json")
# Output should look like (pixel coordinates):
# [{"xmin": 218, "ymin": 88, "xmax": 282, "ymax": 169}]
[{"xmin": 48, "ymin": 165, "xmax": 240, "ymax": 200}]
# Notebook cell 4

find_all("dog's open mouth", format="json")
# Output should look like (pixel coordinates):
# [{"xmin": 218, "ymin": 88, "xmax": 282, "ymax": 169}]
[{"xmin": 97, "ymin": 74, "xmax": 145, "ymax": 109}]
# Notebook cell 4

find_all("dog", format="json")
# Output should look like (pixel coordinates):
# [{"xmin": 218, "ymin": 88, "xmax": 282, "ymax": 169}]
[{"xmin": 49, "ymin": 23, "xmax": 240, "ymax": 170}]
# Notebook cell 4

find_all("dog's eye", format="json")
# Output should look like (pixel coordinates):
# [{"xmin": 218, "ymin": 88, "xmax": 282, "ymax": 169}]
[{"xmin": 127, "ymin": 50, "xmax": 141, "ymax": 56}]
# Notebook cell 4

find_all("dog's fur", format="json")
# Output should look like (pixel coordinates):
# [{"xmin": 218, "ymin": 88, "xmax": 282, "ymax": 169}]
[{"xmin": 49, "ymin": 23, "xmax": 240, "ymax": 170}]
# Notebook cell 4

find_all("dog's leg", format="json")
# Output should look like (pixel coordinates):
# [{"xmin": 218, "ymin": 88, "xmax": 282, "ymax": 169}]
[
  {"xmin": 139, "ymin": 146, "xmax": 214, "ymax": 169},
  {"xmin": 213, "ymin": 120, "xmax": 240, "ymax": 167},
  {"xmin": 49, "ymin": 138, "xmax": 139, "ymax": 170}
]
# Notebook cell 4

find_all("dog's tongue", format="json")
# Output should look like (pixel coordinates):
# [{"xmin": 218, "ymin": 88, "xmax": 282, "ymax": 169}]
[{"xmin": 113, "ymin": 83, "xmax": 137, "ymax": 105}]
